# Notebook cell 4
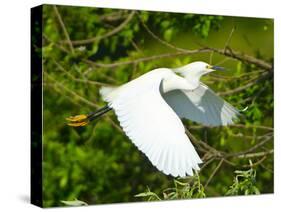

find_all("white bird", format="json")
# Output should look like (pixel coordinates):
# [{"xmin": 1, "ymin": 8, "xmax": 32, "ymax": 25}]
[{"xmin": 67, "ymin": 61, "xmax": 240, "ymax": 177}]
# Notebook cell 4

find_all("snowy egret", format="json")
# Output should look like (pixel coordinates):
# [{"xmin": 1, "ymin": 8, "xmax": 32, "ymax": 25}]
[{"xmin": 67, "ymin": 61, "xmax": 239, "ymax": 177}]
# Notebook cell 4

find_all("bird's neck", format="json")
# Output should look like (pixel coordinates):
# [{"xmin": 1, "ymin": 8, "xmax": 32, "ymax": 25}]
[
  {"xmin": 161, "ymin": 73, "xmax": 199, "ymax": 93},
  {"xmin": 174, "ymin": 66, "xmax": 205, "ymax": 83}
]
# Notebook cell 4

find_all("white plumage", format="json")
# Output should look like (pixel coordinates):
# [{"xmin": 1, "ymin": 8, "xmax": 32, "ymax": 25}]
[
  {"xmin": 100, "ymin": 62, "xmax": 239, "ymax": 177},
  {"xmin": 163, "ymin": 83, "xmax": 239, "ymax": 126}
]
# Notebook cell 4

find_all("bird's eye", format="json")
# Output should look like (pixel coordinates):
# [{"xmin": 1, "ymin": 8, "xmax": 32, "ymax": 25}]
[{"xmin": 206, "ymin": 65, "xmax": 211, "ymax": 69}]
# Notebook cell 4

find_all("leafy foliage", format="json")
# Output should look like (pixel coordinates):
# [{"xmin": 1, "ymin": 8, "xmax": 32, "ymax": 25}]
[
  {"xmin": 136, "ymin": 163, "xmax": 260, "ymax": 202},
  {"xmin": 135, "ymin": 174, "xmax": 205, "ymax": 201},
  {"xmin": 226, "ymin": 161, "xmax": 260, "ymax": 196}
]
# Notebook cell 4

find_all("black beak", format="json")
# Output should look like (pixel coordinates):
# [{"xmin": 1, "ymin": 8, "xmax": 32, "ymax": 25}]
[{"xmin": 211, "ymin": 65, "xmax": 225, "ymax": 71}]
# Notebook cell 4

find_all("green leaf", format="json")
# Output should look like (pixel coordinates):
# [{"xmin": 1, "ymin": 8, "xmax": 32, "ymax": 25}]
[
  {"xmin": 163, "ymin": 28, "xmax": 173, "ymax": 41},
  {"xmin": 236, "ymin": 61, "xmax": 242, "ymax": 75}
]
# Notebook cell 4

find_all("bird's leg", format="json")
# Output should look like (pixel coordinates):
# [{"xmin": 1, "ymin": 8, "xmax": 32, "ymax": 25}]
[
  {"xmin": 66, "ymin": 105, "xmax": 112, "ymax": 127},
  {"xmin": 87, "ymin": 105, "xmax": 112, "ymax": 121}
]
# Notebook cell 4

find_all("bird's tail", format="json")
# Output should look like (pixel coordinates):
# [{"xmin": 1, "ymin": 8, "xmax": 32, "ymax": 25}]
[{"xmin": 99, "ymin": 86, "xmax": 118, "ymax": 103}]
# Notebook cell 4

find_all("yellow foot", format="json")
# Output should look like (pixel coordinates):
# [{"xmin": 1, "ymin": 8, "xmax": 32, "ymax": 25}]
[{"xmin": 66, "ymin": 114, "xmax": 89, "ymax": 127}]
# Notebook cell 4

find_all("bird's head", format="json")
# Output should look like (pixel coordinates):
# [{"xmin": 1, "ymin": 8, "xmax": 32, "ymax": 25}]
[{"xmin": 173, "ymin": 61, "xmax": 225, "ymax": 78}]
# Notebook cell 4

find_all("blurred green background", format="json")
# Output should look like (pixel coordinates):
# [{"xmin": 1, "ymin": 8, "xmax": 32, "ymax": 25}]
[{"xmin": 42, "ymin": 5, "xmax": 273, "ymax": 207}]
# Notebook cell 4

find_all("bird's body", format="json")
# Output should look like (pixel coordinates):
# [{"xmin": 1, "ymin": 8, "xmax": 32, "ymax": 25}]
[
  {"xmin": 67, "ymin": 62, "xmax": 240, "ymax": 177},
  {"xmin": 100, "ymin": 68, "xmax": 196, "ymax": 102}
]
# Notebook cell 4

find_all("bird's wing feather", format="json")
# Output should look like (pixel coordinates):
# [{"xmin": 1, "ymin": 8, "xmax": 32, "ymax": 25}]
[
  {"xmin": 101, "ymin": 77, "xmax": 202, "ymax": 177},
  {"xmin": 163, "ymin": 82, "xmax": 239, "ymax": 126}
]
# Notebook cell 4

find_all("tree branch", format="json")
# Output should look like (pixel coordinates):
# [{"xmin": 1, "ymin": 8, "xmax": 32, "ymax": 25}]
[
  {"xmin": 237, "ymin": 150, "xmax": 273, "ymax": 159},
  {"xmin": 209, "ymin": 47, "xmax": 273, "ymax": 71},
  {"xmin": 67, "ymin": 11, "xmax": 136, "ymax": 46},
  {"xmin": 225, "ymin": 133, "xmax": 273, "ymax": 158},
  {"xmin": 138, "ymin": 17, "xmax": 272, "ymax": 71},
  {"xmin": 53, "ymin": 5, "xmax": 75, "ymax": 54},
  {"xmin": 218, "ymin": 71, "xmax": 273, "ymax": 96},
  {"xmin": 51, "ymin": 57, "xmax": 111, "ymax": 87},
  {"xmin": 44, "ymin": 72, "xmax": 99, "ymax": 109},
  {"xmin": 189, "ymin": 124, "xmax": 274, "ymax": 131},
  {"xmin": 83, "ymin": 49, "xmax": 210, "ymax": 69},
  {"xmin": 204, "ymin": 159, "xmax": 224, "ymax": 187}
]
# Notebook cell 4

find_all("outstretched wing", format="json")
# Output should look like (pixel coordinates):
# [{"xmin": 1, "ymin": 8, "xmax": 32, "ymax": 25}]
[
  {"xmin": 100, "ymin": 78, "xmax": 202, "ymax": 177},
  {"xmin": 163, "ymin": 83, "xmax": 239, "ymax": 126}
]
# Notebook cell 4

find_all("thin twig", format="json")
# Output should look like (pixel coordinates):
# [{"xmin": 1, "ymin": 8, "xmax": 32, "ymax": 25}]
[
  {"xmin": 139, "ymin": 14, "xmax": 189, "ymax": 53},
  {"xmin": 242, "ymin": 156, "xmax": 267, "ymax": 167},
  {"xmin": 189, "ymin": 124, "xmax": 273, "ymax": 131},
  {"xmin": 83, "ymin": 49, "xmax": 210, "ymax": 69},
  {"xmin": 53, "ymin": 5, "xmax": 75, "ymax": 54},
  {"xmin": 186, "ymin": 129, "xmax": 223, "ymax": 157},
  {"xmin": 138, "ymin": 14, "xmax": 272, "ymax": 71},
  {"xmin": 51, "ymin": 57, "xmax": 111, "ymax": 86},
  {"xmin": 106, "ymin": 117, "xmax": 123, "ymax": 133},
  {"xmin": 209, "ymin": 69, "xmax": 265, "ymax": 81},
  {"xmin": 44, "ymin": 72, "xmax": 99, "ymax": 109},
  {"xmin": 44, "ymin": 83, "xmax": 84, "ymax": 109},
  {"xmin": 98, "ymin": 11, "xmax": 125, "ymax": 22},
  {"xmin": 67, "ymin": 11, "xmax": 136, "ymax": 45},
  {"xmin": 214, "ymin": 57, "xmax": 230, "ymax": 66},
  {"xmin": 209, "ymin": 51, "xmax": 214, "ymax": 65},
  {"xmin": 218, "ymin": 72, "xmax": 272, "ymax": 96},
  {"xmin": 204, "ymin": 158, "xmax": 224, "ymax": 187},
  {"xmin": 200, "ymin": 157, "xmax": 215, "ymax": 171},
  {"xmin": 209, "ymin": 47, "xmax": 272, "ymax": 71},
  {"xmin": 225, "ymin": 134, "xmax": 273, "ymax": 158},
  {"xmin": 260, "ymin": 163, "xmax": 274, "ymax": 174},
  {"xmin": 45, "ymin": 32, "xmax": 272, "ymax": 73},
  {"xmin": 223, "ymin": 26, "xmax": 236, "ymax": 51},
  {"xmin": 236, "ymin": 149, "xmax": 273, "ymax": 159}
]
